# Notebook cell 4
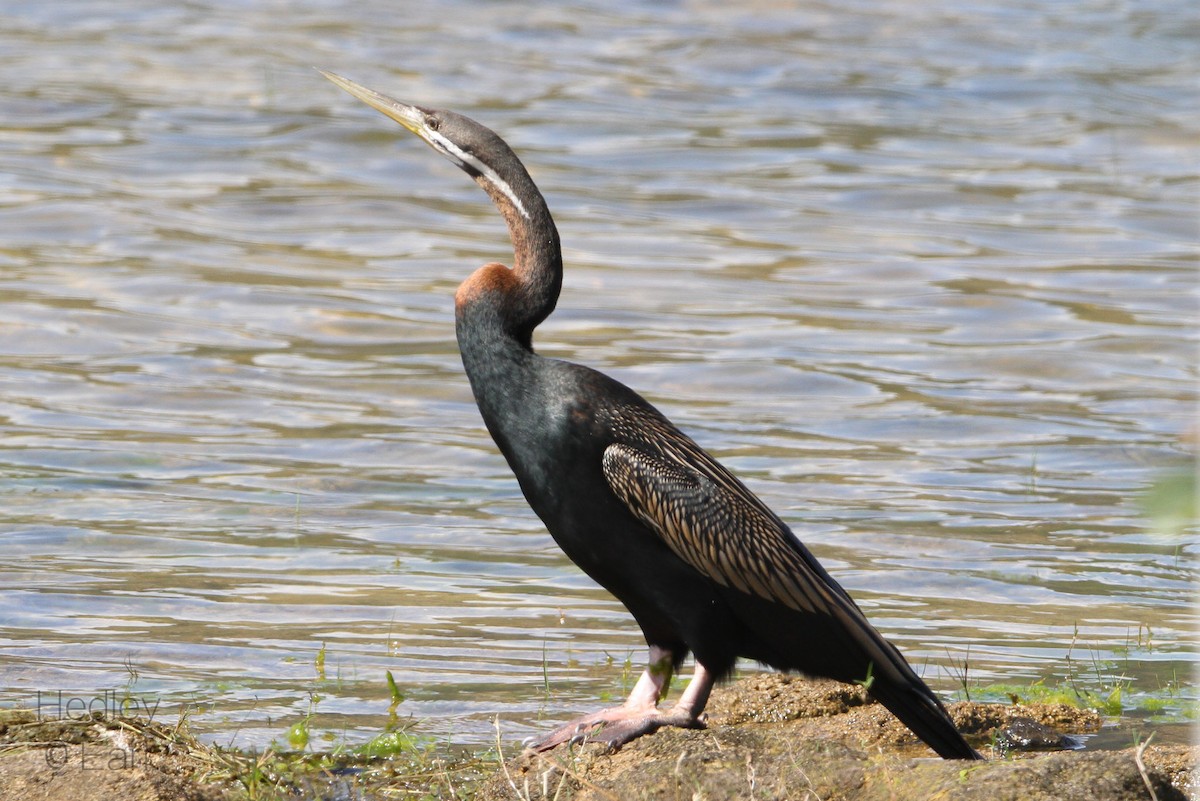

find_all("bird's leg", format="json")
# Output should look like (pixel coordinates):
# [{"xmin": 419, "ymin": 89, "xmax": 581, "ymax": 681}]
[
  {"xmin": 523, "ymin": 646, "xmax": 672, "ymax": 752},
  {"xmin": 524, "ymin": 648, "xmax": 711, "ymax": 753},
  {"xmin": 667, "ymin": 661, "xmax": 715, "ymax": 720}
]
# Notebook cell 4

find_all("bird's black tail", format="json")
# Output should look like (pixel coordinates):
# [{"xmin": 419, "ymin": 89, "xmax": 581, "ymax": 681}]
[
  {"xmin": 728, "ymin": 585, "xmax": 984, "ymax": 759},
  {"xmin": 868, "ymin": 679, "xmax": 983, "ymax": 760}
]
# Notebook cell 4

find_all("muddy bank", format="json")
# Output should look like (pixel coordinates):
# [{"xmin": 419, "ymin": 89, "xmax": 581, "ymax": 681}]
[
  {"xmin": 0, "ymin": 707, "xmax": 481, "ymax": 801},
  {"xmin": 478, "ymin": 675, "xmax": 1196, "ymax": 801},
  {"xmin": 0, "ymin": 675, "xmax": 1194, "ymax": 800},
  {"xmin": 0, "ymin": 710, "xmax": 228, "ymax": 801}
]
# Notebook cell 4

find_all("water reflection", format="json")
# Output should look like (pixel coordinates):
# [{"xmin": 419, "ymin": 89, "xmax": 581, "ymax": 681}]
[{"xmin": 0, "ymin": 0, "xmax": 1194, "ymax": 748}]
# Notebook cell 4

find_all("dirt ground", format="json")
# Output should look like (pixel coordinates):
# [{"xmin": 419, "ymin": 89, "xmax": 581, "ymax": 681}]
[
  {"xmin": 479, "ymin": 675, "xmax": 1195, "ymax": 801},
  {"xmin": 1, "ymin": 675, "xmax": 1194, "ymax": 801}
]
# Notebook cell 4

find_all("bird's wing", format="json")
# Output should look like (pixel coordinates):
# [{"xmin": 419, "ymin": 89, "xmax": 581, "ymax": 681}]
[
  {"xmin": 602, "ymin": 441, "xmax": 851, "ymax": 614},
  {"xmin": 602, "ymin": 438, "xmax": 980, "ymax": 759}
]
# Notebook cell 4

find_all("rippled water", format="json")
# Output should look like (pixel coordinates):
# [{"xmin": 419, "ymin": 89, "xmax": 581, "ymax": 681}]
[{"xmin": 1, "ymin": 0, "xmax": 1196, "ymax": 750}]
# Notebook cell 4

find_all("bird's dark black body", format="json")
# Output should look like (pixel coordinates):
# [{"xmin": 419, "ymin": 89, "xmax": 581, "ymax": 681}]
[
  {"xmin": 459, "ymin": 337, "xmax": 738, "ymax": 671},
  {"xmin": 325, "ymin": 71, "xmax": 982, "ymax": 760}
]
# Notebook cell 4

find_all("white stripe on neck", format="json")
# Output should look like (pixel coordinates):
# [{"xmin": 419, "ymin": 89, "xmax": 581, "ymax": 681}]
[{"xmin": 430, "ymin": 131, "xmax": 530, "ymax": 220}]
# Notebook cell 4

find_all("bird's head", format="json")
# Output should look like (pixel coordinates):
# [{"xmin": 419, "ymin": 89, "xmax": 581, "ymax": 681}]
[{"xmin": 321, "ymin": 71, "xmax": 532, "ymax": 220}]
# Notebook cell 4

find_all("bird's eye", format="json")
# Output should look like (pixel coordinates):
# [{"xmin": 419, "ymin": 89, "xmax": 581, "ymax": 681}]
[{"xmin": 426, "ymin": 115, "xmax": 440, "ymax": 132}]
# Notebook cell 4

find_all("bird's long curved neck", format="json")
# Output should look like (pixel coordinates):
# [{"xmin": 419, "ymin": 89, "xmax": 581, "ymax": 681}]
[
  {"xmin": 470, "ymin": 159, "xmax": 562, "ymax": 346},
  {"xmin": 456, "ymin": 160, "xmax": 563, "ymax": 484}
]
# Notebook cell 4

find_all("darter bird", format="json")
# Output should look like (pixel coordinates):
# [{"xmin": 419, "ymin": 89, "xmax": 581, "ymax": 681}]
[{"xmin": 323, "ymin": 71, "xmax": 982, "ymax": 760}]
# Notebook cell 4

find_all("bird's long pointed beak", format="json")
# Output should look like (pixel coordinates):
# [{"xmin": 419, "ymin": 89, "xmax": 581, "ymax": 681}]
[{"xmin": 320, "ymin": 70, "xmax": 428, "ymax": 140}]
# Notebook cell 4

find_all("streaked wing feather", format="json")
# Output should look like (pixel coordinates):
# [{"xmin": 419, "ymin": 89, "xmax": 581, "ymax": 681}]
[{"xmin": 602, "ymin": 442, "xmax": 840, "ymax": 615}]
